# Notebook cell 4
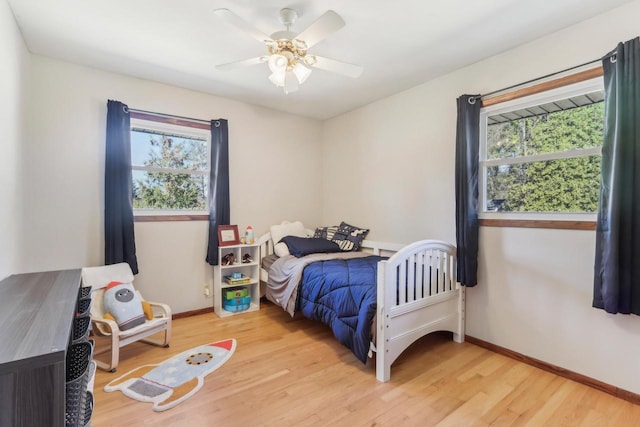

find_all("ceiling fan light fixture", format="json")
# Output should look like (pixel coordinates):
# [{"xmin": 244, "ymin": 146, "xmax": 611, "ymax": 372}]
[
  {"xmin": 284, "ymin": 71, "xmax": 299, "ymax": 95},
  {"xmin": 304, "ymin": 55, "xmax": 317, "ymax": 67},
  {"xmin": 269, "ymin": 72, "xmax": 285, "ymax": 87},
  {"xmin": 293, "ymin": 39, "xmax": 307, "ymax": 51},
  {"xmin": 293, "ymin": 62, "xmax": 311, "ymax": 84},
  {"xmin": 268, "ymin": 54, "xmax": 288, "ymax": 73},
  {"xmin": 214, "ymin": 8, "xmax": 362, "ymax": 94}
]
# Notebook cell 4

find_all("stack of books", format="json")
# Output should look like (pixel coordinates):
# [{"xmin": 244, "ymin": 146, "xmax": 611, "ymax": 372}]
[{"xmin": 224, "ymin": 274, "xmax": 252, "ymax": 285}]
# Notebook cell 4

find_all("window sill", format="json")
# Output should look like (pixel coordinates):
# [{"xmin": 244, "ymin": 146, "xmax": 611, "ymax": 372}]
[
  {"xmin": 479, "ymin": 219, "xmax": 595, "ymax": 230},
  {"xmin": 134, "ymin": 214, "xmax": 209, "ymax": 222}
]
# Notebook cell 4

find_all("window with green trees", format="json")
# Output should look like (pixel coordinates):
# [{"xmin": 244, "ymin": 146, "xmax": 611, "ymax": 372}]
[
  {"xmin": 130, "ymin": 118, "xmax": 210, "ymax": 212},
  {"xmin": 480, "ymin": 79, "xmax": 604, "ymax": 215}
]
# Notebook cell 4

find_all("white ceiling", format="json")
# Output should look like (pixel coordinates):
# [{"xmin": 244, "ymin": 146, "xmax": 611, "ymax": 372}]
[{"xmin": 7, "ymin": 0, "xmax": 632, "ymax": 120}]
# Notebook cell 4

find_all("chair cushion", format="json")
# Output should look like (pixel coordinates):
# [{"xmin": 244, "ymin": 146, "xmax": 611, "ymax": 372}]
[
  {"xmin": 103, "ymin": 281, "xmax": 145, "ymax": 331},
  {"xmin": 118, "ymin": 317, "xmax": 168, "ymax": 338}
]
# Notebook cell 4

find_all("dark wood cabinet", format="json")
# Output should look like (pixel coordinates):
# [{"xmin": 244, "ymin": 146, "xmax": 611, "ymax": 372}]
[{"xmin": 0, "ymin": 269, "xmax": 82, "ymax": 427}]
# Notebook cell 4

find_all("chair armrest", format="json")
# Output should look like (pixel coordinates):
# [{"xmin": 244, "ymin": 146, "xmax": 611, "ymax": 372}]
[
  {"xmin": 145, "ymin": 300, "xmax": 172, "ymax": 319},
  {"xmin": 90, "ymin": 316, "xmax": 119, "ymax": 336}
]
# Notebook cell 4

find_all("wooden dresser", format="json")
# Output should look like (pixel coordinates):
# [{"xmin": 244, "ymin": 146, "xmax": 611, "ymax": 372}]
[{"xmin": 0, "ymin": 269, "xmax": 82, "ymax": 427}]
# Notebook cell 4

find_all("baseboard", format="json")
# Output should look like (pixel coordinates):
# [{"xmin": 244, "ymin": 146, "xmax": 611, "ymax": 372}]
[
  {"xmin": 173, "ymin": 306, "xmax": 214, "ymax": 319},
  {"xmin": 465, "ymin": 335, "xmax": 640, "ymax": 406}
]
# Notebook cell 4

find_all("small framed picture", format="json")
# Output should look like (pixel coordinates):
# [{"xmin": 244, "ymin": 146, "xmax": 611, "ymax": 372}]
[{"xmin": 218, "ymin": 225, "xmax": 240, "ymax": 246}]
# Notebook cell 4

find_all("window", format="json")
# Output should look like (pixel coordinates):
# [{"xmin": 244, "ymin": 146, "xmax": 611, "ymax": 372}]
[
  {"xmin": 130, "ymin": 117, "xmax": 210, "ymax": 214},
  {"xmin": 479, "ymin": 78, "xmax": 604, "ymax": 220}
]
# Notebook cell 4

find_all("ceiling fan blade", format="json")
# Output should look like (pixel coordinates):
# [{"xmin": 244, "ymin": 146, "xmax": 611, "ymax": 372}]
[
  {"xmin": 312, "ymin": 56, "xmax": 363, "ymax": 78},
  {"xmin": 296, "ymin": 10, "xmax": 345, "ymax": 48},
  {"xmin": 214, "ymin": 8, "xmax": 273, "ymax": 43},
  {"xmin": 216, "ymin": 56, "xmax": 265, "ymax": 71}
]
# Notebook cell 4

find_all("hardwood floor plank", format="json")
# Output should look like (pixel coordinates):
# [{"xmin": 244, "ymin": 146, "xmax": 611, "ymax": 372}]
[
  {"xmin": 436, "ymin": 383, "xmax": 514, "ymax": 426},
  {"xmin": 91, "ymin": 301, "xmax": 640, "ymax": 426},
  {"xmin": 479, "ymin": 363, "xmax": 540, "ymax": 424}
]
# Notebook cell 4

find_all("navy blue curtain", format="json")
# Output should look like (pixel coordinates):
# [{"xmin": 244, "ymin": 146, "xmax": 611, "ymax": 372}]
[
  {"xmin": 105, "ymin": 100, "xmax": 138, "ymax": 274},
  {"xmin": 455, "ymin": 95, "xmax": 481, "ymax": 286},
  {"xmin": 593, "ymin": 37, "xmax": 640, "ymax": 315},
  {"xmin": 206, "ymin": 119, "xmax": 230, "ymax": 265}
]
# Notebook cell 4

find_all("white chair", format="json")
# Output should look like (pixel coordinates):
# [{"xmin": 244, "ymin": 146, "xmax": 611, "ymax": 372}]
[{"xmin": 81, "ymin": 263, "xmax": 172, "ymax": 372}]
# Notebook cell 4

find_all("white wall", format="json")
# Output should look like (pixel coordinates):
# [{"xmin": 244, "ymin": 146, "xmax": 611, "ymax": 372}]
[
  {"xmin": 322, "ymin": 1, "xmax": 640, "ymax": 394},
  {"xmin": 321, "ymin": 78, "xmax": 458, "ymax": 244},
  {"xmin": 21, "ymin": 56, "xmax": 323, "ymax": 313},
  {"xmin": 0, "ymin": 0, "xmax": 28, "ymax": 280}
]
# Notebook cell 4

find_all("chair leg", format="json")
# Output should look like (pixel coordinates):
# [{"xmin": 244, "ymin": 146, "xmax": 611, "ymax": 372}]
[
  {"xmin": 94, "ymin": 359, "xmax": 116, "ymax": 372},
  {"xmin": 164, "ymin": 321, "xmax": 171, "ymax": 346},
  {"xmin": 93, "ymin": 331, "xmax": 119, "ymax": 372},
  {"xmin": 110, "ymin": 332, "xmax": 119, "ymax": 371},
  {"xmin": 140, "ymin": 322, "xmax": 171, "ymax": 347},
  {"xmin": 140, "ymin": 334, "xmax": 170, "ymax": 347}
]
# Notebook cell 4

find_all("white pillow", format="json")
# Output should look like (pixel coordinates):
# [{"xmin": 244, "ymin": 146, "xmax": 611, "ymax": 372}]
[
  {"xmin": 273, "ymin": 243, "xmax": 290, "ymax": 258},
  {"xmin": 271, "ymin": 221, "xmax": 306, "ymax": 257}
]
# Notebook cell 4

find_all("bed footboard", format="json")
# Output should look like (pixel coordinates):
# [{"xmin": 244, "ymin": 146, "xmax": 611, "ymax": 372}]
[{"xmin": 376, "ymin": 240, "xmax": 465, "ymax": 382}]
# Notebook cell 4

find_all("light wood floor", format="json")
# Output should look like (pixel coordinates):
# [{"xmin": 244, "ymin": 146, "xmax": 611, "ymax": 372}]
[{"xmin": 91, "ymin": 300, "xmax": 640, "ymax": 427}]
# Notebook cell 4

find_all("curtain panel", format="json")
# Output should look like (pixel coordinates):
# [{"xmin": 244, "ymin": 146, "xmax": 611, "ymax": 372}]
[
  {"xmin": 105, "ymin": 100, "xmax": 139, "ymax": 274},
  {"xmin": 593, "ymin": 37, "xmax": 640, "ymax": 315},
  {"xmin": 206, "ymin": 119, "xmax": 230, "ymax": 265},
  {"xmin": 455, "ymin": 95, "xmax": 481, "ymax": 287}
]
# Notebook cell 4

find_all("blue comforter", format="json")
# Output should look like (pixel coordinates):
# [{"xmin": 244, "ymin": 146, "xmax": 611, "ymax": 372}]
[{"xmin": 298, "ymin": 255, "xmax": 384, "ymax": 363}]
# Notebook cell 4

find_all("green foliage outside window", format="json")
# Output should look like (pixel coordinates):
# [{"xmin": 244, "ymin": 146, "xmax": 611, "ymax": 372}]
[
  {"xmin": 486, "ymin": 102, "xmax": 604, "ymax": 213},
  {"xmin": 132, "ymin": 131, "xmax": 208, "ymax": 210}
]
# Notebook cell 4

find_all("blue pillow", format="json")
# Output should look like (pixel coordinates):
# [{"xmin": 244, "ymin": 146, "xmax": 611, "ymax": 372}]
[{"xmin": 279, "ymin": 236, "xmax": 341, "ymax": 258}]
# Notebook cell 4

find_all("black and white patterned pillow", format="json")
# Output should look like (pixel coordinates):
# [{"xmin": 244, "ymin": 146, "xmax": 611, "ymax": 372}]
[
  {"xmin": 331, "ymin": 221, "xmax": 369, "ymax": 251},
  {"xmin": 314, "ymin": 225, "xmax": 339, "ymax": 241}
]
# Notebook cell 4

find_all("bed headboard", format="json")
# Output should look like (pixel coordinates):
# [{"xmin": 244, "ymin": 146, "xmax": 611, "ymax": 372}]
[{"xmin": 258, "ymin": 232, "xmax": 405, "ymax": 260}]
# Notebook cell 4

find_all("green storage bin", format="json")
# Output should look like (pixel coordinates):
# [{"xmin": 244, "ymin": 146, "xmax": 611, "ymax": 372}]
[{"xmin": 224, "ymin": 286, "xmax": 249, "ymax": 299}]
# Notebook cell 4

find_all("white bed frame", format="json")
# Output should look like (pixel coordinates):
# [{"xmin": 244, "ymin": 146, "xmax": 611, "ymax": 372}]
[{"xmin": 258, "ymin": 233, "xmax": 465, "ymax": 382}]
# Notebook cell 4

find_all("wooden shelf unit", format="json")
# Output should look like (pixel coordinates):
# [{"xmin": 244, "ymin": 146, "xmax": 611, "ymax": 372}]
[{"xmin": 214, "ymin": 243, "xmax": 260, "ymax": 318}]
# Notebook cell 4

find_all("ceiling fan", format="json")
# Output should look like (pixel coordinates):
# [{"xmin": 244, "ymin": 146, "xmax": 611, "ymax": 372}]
[{"xmin": 214, "ymin": 8, "xmax": 363, "ymax": 94}]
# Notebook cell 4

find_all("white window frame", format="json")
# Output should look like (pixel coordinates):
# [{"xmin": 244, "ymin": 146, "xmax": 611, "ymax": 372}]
[
  {"xmin": 479, "ymin": 77, "xmax": 604, "ymax": 221},
  {"xmin": 130, "ymin": 118, "xmax": 211, "ymax": 216}
]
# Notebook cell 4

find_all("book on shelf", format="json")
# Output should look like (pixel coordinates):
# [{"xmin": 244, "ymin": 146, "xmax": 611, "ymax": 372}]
[
  {"xmin": 225, "ymin": 278, "xmax": 252, "ymax": 285},
  {"xmin": 225, "ymin": 275, "xmax": 252, "ymax": 285}
]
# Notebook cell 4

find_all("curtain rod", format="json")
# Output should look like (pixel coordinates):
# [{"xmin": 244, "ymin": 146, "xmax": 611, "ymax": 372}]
[
  {"xmin": 475, "ymin": 52, "xmax": 616, "ymax": 102},
  {"xmin": 128, "ymin": 108, "xmax": 210, "ymax": 124}
]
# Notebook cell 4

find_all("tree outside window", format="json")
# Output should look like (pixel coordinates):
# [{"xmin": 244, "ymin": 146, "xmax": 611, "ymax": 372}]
[
  {"xmin": 131, "ymin": 122, "xmax": 210, "ymax": 212},
  {"xmin": 480, "ymin": 80, "xmax": 604, "ymax": 215}
]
